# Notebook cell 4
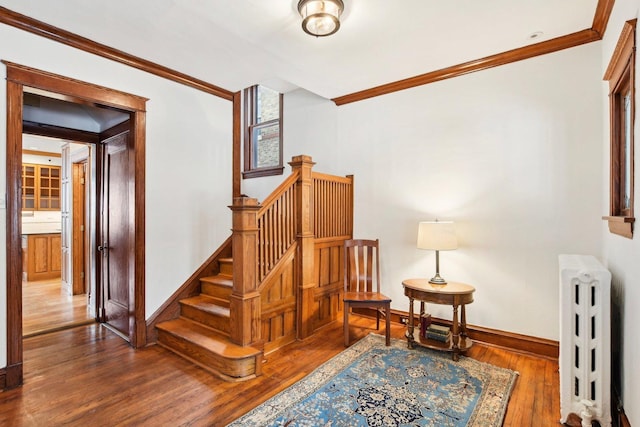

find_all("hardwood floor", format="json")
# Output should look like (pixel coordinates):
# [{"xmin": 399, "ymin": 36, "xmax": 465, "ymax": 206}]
[
  {"xmin": 0, "ymin": 316, "xmax": 560, "ymax": 426},
  {"xmin": 22, "ymin": 279, "xmax": 93, "ymax": 337}
]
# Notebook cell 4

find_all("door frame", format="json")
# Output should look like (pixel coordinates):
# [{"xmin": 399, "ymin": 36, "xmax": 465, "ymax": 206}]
[{"xmin": 4, "ymin": 61, "xmax": 147, "ymax": 389}]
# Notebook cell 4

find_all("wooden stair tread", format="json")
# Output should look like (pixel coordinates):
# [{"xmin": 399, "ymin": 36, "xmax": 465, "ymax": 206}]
[
  {"xmin": 200, "ymin": 275, "xmax": 233, "ymax": 287},
  {"xmin": 157, "ymin": 319, "xmax": 260, "ymax": 359},
  {"xmin": 180, "ymin": 295, "xmax": 230, "ymax": 317}
]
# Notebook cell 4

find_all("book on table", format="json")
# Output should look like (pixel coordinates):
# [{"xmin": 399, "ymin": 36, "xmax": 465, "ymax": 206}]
[
  {"xmin": 426, "ymin": 331, "xmax": 450, "ymax": 343},
  {"xmin": 420, "ymin": 313, "xmax": 432, "ymax": 338},
  {"xmin": 424, "ymin": 324, "xmax": 450, "ymax": 343},
  {"xmin": 426, "ymin": 324, "xmax": 450, "ymax": 335}
]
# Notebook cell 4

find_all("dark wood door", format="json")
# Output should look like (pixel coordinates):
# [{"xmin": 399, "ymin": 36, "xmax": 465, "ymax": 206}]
[{"xmin": 99, "ymin": 130, "xmax": 132, "ymax": 339}]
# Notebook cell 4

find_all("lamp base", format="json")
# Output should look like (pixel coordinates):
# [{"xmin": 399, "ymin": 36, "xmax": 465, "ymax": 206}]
[{"xmin": 429, "ymin": 274, "xmax": 448, "ymax": 285}]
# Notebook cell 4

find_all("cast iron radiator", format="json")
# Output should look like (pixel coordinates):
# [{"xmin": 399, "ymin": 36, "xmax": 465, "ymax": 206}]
[{"xmin": 558, "ymin": 254, "xmax": 611, "ymax": 427}]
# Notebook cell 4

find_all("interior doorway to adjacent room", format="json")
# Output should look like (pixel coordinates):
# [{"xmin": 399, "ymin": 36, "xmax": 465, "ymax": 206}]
[{"xmin": 21, "ymin": 138, "xmax": 94, "ymax": 337}]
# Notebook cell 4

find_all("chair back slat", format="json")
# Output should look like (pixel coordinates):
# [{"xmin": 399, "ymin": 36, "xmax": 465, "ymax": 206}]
[
  {"xmin": 344, "ymin": 239, "xmax": 381, "ymax": 294},
  {"xmin": 348, "ymin": 246, "xmax": 358, "ymax": 291}
]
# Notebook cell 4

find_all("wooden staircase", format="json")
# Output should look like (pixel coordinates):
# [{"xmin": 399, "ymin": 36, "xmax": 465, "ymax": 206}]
[
  {"xmin": 156, "ymin": 258, "xmax": 262, "ymax": 381},
  {"xmin": 148, "ymin": 155, "xmax": 354, "ymax": 382}
]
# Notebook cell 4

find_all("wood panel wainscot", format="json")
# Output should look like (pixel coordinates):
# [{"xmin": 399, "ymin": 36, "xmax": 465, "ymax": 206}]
[
  {"xmin": 260, "ymin": 246, "xmax": 298, "ymax": 354},
  {"xmin": 312, "ymin": 238, "xmax": 347, "ymax": 331}
]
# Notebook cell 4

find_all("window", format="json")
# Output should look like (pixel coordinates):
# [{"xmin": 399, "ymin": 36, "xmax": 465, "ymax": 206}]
[
  {"xmin": 603, "ymin": 19, "xmax": 636, "ymax": 238},
  {"xmin": 243, "ymin": 85, "xmax": 284, "ymax": 178}
]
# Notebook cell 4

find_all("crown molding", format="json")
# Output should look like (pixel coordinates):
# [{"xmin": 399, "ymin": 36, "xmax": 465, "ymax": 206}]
[
  {"xmin": 333, "ymin": 0, "xmax": 613, "ymax": 106},
  {"xmin": 0, "ymin": 6, "xmax": 234, "ymax": 101},
  {"xmin": 592, "ymin": 0, "xmax": 616, "ymax": 37},
  {"xmin": 0, "ymin": 2, "xmax": 615, "ymax": 107}
]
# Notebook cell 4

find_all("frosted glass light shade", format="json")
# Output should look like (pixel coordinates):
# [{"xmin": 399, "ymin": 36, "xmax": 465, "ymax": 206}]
[
  {"xmin": 298, "ymin": 0, "xmax": 344, "ymax": 37},
  {"xmin": 417, "ymin": 221, "xmax": 458, "ymax": 251}
]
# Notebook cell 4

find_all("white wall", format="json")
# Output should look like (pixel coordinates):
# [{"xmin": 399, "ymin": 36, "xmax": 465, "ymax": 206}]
[
  {"xmin": 600, "ymin": 0, "xmax": 640, "ymax": 423},
  {"xmin": 0, "ymin": 24, "xmax": 233, "ymax": 368},
  {"xmin": 274, "ymin": 42, "xmax": 603, "ymax": 341}
]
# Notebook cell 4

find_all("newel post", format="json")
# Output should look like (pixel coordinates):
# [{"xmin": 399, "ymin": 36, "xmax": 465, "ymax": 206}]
[
  {"xmin": 290, "ymin": 155, "xmax": 316, "ymax": 339},
  {"xmin": 229, "ymin": 196, "xmax": 261, "ymax": 347}
]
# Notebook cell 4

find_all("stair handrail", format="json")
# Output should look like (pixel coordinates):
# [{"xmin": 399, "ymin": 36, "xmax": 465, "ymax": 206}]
[{"xmin": 255, "ymin": 170, "xmax": 300, "ymax": 282}]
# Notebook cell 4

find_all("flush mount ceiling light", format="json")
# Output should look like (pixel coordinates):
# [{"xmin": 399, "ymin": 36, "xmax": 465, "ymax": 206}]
[{"xmin": 298, "ymin": 0, "xmax": 344, "ymax": 37}]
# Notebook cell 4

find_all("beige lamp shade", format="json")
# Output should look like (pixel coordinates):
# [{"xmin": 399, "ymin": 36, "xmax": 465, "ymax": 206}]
[{"xmin": 417, "ymin": 221, "xmax": 458, "ymax": 251}]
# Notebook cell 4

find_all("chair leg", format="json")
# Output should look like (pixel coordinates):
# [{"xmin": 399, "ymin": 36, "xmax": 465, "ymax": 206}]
[
  {"xmin": 376, "ymin": 308, "xmax": 380, "ymax": 330},
  {"xmin": 344, "ymin": 302, "xmax": 350, "ymax": 346},
  {"xmin": 385, "ymin": 304, "xmax": 391, "ymax": 346}
]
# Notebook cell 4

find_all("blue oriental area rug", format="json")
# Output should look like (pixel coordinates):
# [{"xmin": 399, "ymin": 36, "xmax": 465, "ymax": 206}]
[{"xmin": 228, "ymin": 334, "xmax": 518, "ymax": 427}]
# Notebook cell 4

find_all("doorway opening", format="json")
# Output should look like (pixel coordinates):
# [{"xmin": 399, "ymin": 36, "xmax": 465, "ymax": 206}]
[
  {"xmin": 21, "ymin": 137, "xmax": 94, "ymax": 338},
  {"xmin": 4, "ymin": 61, "xmax": 147, "ymax": 389}
]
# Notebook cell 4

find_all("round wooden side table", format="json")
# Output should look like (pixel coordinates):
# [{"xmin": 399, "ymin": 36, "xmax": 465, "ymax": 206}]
[{"xmin": 402, "ymin": 278, "xmax": 475, "ymax": 361}]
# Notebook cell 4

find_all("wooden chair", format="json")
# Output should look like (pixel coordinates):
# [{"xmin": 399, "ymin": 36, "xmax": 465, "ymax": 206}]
[{"xmin": 343, "ymin": 239, "xmax": 391, "ymax": 346}]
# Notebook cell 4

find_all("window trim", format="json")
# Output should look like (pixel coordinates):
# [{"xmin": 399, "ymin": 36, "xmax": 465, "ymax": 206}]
[
  {"xmin": 603, "ymin": 19, "xmax": 637, "ymax": 238},
  {"xmin": 242, "ymin": 85, "xmax": 284, "ymax": 179}
]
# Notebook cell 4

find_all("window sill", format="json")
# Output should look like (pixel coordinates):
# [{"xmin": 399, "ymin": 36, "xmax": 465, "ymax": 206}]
[
  {"xmin": 602, "ymin": 215, "xmax": 635, "ymax": 238},
  {"xmin": 242, "ymin": 166, "xmax": 284, "ymax": 179}
]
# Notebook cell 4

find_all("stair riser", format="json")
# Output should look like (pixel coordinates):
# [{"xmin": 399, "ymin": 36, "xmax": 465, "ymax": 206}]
[
  {"xmin": 219, "ymin": 260, "xmax": 233, "ymax": 277},
  {"xmin": 201, "ymin": 282, "xmax": 232, "ymax": 300},
  {"xmin": 204, "ymin": 296, "xmax": 230, "ymax": 308},
  {"xmin": 157, "ymin": 329, "xmax": 256, "ymax": 379},
  {"xmin": 181, "ymin": 304, "xmax": 230, "ymax": 335}
]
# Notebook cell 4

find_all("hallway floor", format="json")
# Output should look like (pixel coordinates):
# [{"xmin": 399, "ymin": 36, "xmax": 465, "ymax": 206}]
[
  {"xmin": 22, "ymin": 279, "xmax": 93, "ymax": 337},
  {"xmin": 1, "ymin": 317, "xmax": 560, "ymax": 426}
]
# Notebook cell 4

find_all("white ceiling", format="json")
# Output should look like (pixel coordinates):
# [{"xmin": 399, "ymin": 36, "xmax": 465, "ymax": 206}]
[{"xmin": 1, "ymin": 0, "xmax": 599, "ymax": 100}]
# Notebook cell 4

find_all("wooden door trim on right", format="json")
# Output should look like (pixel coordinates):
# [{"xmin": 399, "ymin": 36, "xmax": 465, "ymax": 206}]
[{"xmin": 4, "ymin": 61, "xmax": 147, "ymax": 390}]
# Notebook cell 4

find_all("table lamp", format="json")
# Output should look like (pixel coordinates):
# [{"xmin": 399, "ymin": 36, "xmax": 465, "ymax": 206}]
[{"xmin": 417, "ymin": 220, "xmax": 458, "ymax": 284}]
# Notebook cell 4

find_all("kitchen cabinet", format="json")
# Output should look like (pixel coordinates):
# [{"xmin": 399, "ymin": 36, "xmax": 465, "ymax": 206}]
[
  {"xmin": 23, "ymin": 233, "xmax": 62, "ymax": 281},
  {"xmin": 22, "ymin": 164, "xmax": 61, "ymax": 210}
]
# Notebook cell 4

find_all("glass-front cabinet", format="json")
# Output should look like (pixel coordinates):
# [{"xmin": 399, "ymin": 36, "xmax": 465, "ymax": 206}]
[{"xmin": 22, "ymin": 163, "xmax": 61, "ymax": 210}]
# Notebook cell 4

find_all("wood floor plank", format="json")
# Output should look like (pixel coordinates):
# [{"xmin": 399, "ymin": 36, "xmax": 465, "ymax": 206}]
[
  {"xmin": 22, "ymin": 279, "xmax": 93, "ymax": 337},
  {"xmin": 500, "ymin": 352, "xmax": 525, "ymax": 425},
  {"xmin": 544, "ymin": 356, "xmax": 561, "ymax": 424},
  {"xmin": 531, "ymin": 357, "xmax": 548, "ymax": 426},
  {"xmin": 0, "ymin": 316, "xmax": 560, "ymax": 426}
]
